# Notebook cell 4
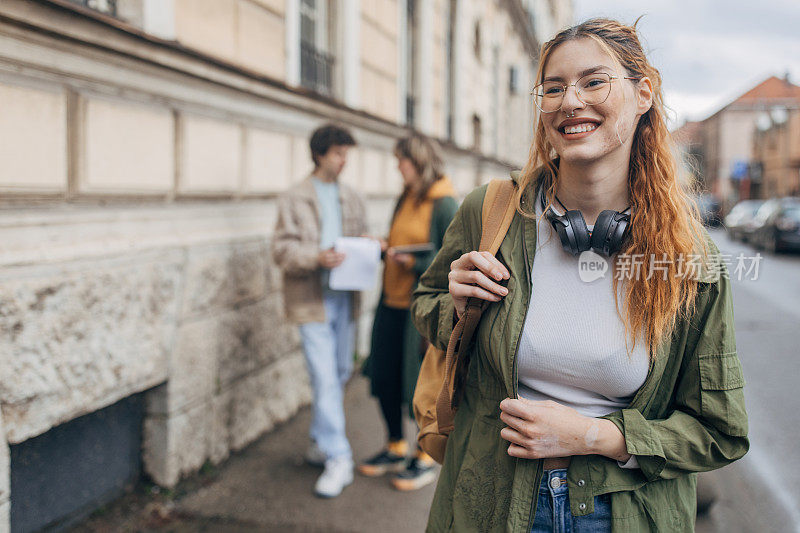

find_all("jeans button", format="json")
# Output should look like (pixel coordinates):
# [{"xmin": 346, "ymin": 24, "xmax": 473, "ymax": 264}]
[
  {"xmin": 577, "ymin": 479, "xmax": 585, "ymax": 487},
  {"xmin": 579, "ymin": 502, "xmax": 587, "ymax": 511},
  {"xmin": 550, "ymin": 477, "xmax": 561, "ymax": 489}
]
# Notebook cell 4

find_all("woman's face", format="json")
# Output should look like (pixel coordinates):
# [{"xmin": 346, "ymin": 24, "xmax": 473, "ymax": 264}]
[
  {"xmin": 397, "ymin": 156, "xmax": 420, "ymax": 188},
  {"xmin": 539, "ymin": 38, "xmax": 652, "ymax": 166}
]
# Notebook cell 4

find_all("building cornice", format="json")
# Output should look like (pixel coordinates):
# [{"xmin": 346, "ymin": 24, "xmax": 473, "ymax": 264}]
[{"xmin": 502, "ymin": 0, "xmax": 541, "ymax": 58}]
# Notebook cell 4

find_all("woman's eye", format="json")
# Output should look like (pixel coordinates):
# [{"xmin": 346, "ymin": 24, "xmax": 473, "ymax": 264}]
[
  {"xmin": 583, "ymin": 78, "xmax": 608, "ymax": 89},
  {"xmin": 544, "ymin": 86, "xmax": 564, "ymax": 96}
]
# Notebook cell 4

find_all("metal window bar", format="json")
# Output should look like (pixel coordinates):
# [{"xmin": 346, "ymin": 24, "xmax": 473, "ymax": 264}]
[{"xmin": 300, "ymin": 41, "xmax": 335, "ymax": 96}]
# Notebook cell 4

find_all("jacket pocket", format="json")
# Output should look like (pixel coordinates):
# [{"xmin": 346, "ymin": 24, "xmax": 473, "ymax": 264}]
[{"xmin": 698, "ymin": 352, "xmax": 748, "ymax": 436}]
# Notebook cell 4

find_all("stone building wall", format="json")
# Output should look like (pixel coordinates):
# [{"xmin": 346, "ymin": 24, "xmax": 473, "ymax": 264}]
[{"xmin": 0, "ymin": 0, "xmax": 567, "ymax": 529}]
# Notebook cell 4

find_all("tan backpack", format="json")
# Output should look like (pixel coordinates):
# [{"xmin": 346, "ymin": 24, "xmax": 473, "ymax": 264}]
[{"xmin": 413, "ymin": 179, "xmax": 518, "ymax": 463}]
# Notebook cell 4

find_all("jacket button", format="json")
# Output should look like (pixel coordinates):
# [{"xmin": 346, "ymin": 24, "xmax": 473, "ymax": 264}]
[
  {"xmin": 577, "ymin": 479, "xmax": 585, "ymax": 487},
  {"xmin": 579, "ymin": 503, "xmax": 587, "ymax": 511}
]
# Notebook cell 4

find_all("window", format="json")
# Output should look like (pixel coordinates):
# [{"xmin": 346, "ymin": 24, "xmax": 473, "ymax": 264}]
[
  {"xmin": 472, "ymin": 114, "xmax": 482, "ymax": 151},
  {"xmin": 68, "ymin": 0, "xmax": 117, "ymax": 16},
  {"xmin": 473, "ymin": 22, "xmax": 482, "ymax": 61},
  {"xmin": 405, "ymin": 0, "xmax": 418, "ymax": 125},
  {"xmin": 509, "ymin": 66, "xmax": 519, "ymax": 94},
  {"xmin": 300, "ymin": 0, "xmax": 335, "ymax": 96},
  {"xmin": 445, "ymin": 0, "xmax": 456, "ymax": 139}
]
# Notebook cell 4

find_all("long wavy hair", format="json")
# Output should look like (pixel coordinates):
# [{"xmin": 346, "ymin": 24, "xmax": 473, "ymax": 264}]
[
  {"xmin": 394, "ymin": 134, "xmax": 445, "ymax": 205},
  {"xmin": 517, "ymin": 18, "xmax": 709, "ymax": 360}
]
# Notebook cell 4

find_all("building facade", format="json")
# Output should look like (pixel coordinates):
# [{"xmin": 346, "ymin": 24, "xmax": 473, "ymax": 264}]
[
  {"xmin": 700, "ymin": 75, "xmax": 800, "ymax": 211},
  {"xmin": 0, "ymin": 0, "xmax": 572, "ymax": 530},
  {"xmin": 752, "ymin": 105, "xmax": 800, "ymax": 199}
]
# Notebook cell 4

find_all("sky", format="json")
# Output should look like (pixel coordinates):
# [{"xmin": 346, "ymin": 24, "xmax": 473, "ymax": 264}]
[{"xmin": 572, "ymin": 0, "xmax": 800, "ymax": 127}]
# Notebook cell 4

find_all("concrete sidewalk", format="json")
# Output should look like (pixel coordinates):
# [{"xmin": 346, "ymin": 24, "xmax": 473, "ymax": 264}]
[
  {"xmin": 76, "ymin": 376, "xmax": 436, "ymax": 532},
  {"xmin": 75, "ymin": 375, "xmax": 787, "ymax": 533}
]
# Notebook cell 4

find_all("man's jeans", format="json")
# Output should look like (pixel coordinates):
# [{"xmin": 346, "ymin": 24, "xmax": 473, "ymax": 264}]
[{"xmin": 298, "ymin": 290, "xmax": 354, "ymax": 461}]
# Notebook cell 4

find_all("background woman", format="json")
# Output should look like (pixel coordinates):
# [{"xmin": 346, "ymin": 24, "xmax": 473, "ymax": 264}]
[
  {"xmin": 412, "ymin": 19, "xmax": 748, "ymax": 532},
  {"xmin": 360, "ymin": 134, "xmax": 458, "ymax": 491}
]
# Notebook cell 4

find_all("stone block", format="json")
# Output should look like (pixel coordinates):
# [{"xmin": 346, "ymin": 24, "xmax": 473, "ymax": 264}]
[
  {"xmin": 84, "ymin": 98, "xmax": 174, "ymax": 193},
  {"xmin": 245, "ymin": 128, "xmax": 292, "ymax": 193},
  {"xmin": 0, "ymin": 82, "xmax": 66, "ymax": 191},
  {"xmin": 179, "ymin": 114, "xmax": 242, "ymax": 193},
  {"xmin": 237, "ymin": 1, "xmax": 285, "ymax": 79},
  {"xmin": 167, "ymin": 316, "xmax": 218, "ymax": 411},
  {"xmin": 181, "ymin": 240, "xmax": 268, "ymax": 318},
  {"xmin": 0, "ymin": 499, "xmax": 8, "ymax": 533},
  {"xmin": 216, "ymin": 298, "xmax": 299, "ymax": 388},
  {"xmin": 0, "ymin": 413, "xmax": 8, "ymax": 504},
  {"xmin": 227, "ymin": 353, "xmax": 310, "ymax": 452},
  {"xmin": 0, "ymin": 254, "xmax": 180, "ymax": 443},
  {"xmin": 174, "ymin": 0, "xmax": 237, "ymax": 61},
  {"xmin": 143, "ymin": 400, "xmax": 212, "ymax": 488}
]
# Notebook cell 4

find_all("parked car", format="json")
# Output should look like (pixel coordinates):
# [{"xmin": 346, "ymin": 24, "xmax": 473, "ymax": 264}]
[
  {"xmin": 695, "ymin": 193, "xmax": 722, "ymax": 227},
  {"xmin": 724, "ymin": 199, "xmax": 765, "ymax": 241},
  {"xmin": 749, "ymin": 197, "xmax": 800, "ymax": 253}
]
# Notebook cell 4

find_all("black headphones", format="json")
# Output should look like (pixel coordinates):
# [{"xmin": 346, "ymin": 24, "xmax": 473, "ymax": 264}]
[{"xmin": 540, "ymin": 188, "xmax": 632, "ymax": 257}]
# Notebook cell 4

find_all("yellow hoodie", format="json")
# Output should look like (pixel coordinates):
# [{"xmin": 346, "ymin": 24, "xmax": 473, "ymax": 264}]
[{"xmin": 383, "ymin": 176, "xmax": 457, "ymax": 309}]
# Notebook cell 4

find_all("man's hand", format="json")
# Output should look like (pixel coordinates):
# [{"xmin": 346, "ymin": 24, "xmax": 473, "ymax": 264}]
[{"xmin": 318, "ymin": 248, "xmax": 346, "ymax": 269}]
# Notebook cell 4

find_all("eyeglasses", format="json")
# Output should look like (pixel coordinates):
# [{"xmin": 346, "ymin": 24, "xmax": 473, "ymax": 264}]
[{"xmin": 531, "ymin": 72, "xmax": 640, "ymax": 113}]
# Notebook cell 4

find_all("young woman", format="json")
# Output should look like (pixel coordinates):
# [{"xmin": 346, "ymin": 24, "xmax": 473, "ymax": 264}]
[
  {"xmin": 360, "ymin": 135, "xmax": 458, "ymax": 491},
  {"xmin": 411, "ymin": 19, "xmax": 748, "ymax": 532}
]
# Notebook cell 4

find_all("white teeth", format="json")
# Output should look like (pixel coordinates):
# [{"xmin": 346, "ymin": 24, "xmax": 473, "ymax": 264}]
[{"xmin": 564, "ymin": 123, "xmax": 598, "ymax": 134}]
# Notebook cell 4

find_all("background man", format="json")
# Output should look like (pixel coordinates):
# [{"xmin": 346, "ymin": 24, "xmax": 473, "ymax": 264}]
[{"xmin": 272, "ymin": 124, "xmax": 368, "ymax": 498}]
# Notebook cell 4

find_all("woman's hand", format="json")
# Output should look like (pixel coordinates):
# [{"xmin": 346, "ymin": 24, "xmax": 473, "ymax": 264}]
[
  {"xmin": 387, "ymin": 248, "xmax": 415, "ymax": 269},
  {"xmin": 499, "ymin": 398, "xmax": 631, "ymax": 462},
  {"xmin": 448, "ymin": 251, "xmax": 510, "ymax": 318}
]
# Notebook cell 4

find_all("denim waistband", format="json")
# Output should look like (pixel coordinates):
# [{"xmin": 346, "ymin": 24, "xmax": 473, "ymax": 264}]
[{"xmin": 539, "ymin": 468, "xmax": 569, "ymax": 496}]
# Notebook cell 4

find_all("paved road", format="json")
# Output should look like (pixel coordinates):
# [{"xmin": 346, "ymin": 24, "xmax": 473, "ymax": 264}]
[{"xmin": 701, "ymin": 228, "xmax": 800, "ymax": 532}]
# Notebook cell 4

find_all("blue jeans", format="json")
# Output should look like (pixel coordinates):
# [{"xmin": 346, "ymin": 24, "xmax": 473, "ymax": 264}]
[
  {"xmin": 298, "ymin": 291, "xmax": 355, "ymax": 461},
  {"xmin": 531, "ymin": 469, "xmax": 612, "ymax": 533}
]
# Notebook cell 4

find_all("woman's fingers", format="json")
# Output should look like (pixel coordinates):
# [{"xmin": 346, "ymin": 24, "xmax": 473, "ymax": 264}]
[
  {"xmin": 499, "ymin": 411, "xmax": 531, "ymax": 434},
  {"xmin": 449, "ymin": 269, "xmax": 508, "ymax": 297},
  {"xmin": 500, "ymin": 426, "xmax": 529, "ymax": 447},
  {"xmin": 451, "ymin": 251, "xmax": 510, "ymax": 281}
]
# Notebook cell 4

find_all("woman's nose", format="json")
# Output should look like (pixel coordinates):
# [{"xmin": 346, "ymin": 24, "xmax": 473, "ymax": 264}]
[{"xmin": 560, "ymin": 85, "xmax": 585, "ymax": 115}]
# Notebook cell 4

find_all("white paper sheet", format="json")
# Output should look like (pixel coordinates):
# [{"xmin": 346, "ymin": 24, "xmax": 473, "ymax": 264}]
[{"xmin": 329, "ymin": 237, "xmax": 382, "ymax": 291}]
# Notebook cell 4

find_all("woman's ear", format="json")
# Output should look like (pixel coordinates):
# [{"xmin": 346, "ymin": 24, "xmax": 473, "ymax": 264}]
[{"xmin": 635, "ymin": 77, "xmax": 654, "ymax": 116}]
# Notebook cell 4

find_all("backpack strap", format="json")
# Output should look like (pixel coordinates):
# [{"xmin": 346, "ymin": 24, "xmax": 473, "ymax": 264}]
[{"xmin": 435, "ymin": 179, "xmax": 518, "ymax": 433}]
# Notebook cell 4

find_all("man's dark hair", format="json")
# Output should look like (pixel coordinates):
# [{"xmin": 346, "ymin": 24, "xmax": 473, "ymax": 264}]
[{"xmin": 309, "ymin": 124, "xmax": 356, "ymax": 167}]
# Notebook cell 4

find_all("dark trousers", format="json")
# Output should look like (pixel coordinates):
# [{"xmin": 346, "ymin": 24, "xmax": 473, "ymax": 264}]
[{"xmin": 368, "ymin": 303, "xmax": 410, "ymax": 442}]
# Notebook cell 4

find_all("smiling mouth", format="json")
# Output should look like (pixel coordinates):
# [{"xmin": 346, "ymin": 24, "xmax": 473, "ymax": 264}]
[{"xmin": 561, "ymin": 123, "xmax": 599, "ymax": 135}]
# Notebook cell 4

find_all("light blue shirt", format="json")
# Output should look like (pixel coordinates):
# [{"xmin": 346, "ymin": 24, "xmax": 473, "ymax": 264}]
[
  {"xmin": 312, "ymin": 177, "xmax": 344, "ymax": 292},
  {"xmin": 312, "ymin": 178, "xmax": 343, "ymax": 250}
]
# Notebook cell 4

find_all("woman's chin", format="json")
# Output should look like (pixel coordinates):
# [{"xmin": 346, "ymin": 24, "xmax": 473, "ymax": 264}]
[{"xmin": 556, "ymin": 148, "xmax": 604, "ymax": 166}]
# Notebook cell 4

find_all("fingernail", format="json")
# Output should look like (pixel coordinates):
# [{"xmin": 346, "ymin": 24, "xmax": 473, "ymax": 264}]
[
  {"xmin": 500, "ymin": 288, "xmax": 508, "ymax": 295},
  {"xmin": 494, "ymin": 271, "xmax": 502, "ymax": 280}
]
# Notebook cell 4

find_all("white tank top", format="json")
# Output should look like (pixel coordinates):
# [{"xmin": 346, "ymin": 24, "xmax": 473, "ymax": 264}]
[{"xmin": 516, "ymin": 188, "xmax": 649, "ymax": 418}]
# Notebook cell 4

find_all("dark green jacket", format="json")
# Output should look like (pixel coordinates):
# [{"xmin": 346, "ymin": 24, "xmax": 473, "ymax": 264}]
[
  {"xmin": 410, "ymin": 177, "xmax": 748, "ymax": 532},
  {"xmin": 365, "ymin": 196, "xmax": 459, "ymax": 412}
]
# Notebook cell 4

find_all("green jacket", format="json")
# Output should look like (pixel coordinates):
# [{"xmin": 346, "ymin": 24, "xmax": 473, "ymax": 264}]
[{"xmin": 410, "ymin": 177, "xmax": 748, "ymax": 532}]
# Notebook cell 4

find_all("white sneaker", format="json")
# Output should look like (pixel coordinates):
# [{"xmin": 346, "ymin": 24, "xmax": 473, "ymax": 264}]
[
  {"xmin": 305, "ymin": 441, "xmax": 327, "ymax": 467},
  {"xmin": 314, "ymin": 456, "xmax": 354, "ymax": 498}
]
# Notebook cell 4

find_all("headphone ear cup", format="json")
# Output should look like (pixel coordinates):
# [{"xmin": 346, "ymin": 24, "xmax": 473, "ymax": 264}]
[
  {"xmin": 545, "ymin": 207, "xmax": 579, "ymax": 256},
  {"xmin": 591, "ymin": 210, "xmax": 630, "ymax": 256},
  {"xmin": 565, "ymin": 210, "xmax": 591, "ymax": 254}
]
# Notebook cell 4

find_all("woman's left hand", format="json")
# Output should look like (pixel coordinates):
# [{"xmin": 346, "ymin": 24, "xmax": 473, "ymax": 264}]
[{"xmin": 499, "ymin": 398, "xmax": 628, "ymax": 461}]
